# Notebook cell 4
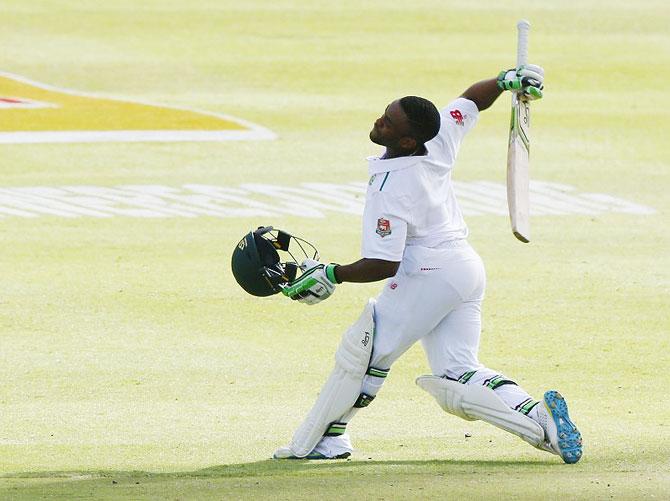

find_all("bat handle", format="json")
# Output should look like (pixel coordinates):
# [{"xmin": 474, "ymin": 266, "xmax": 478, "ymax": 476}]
[{"xmin": 516, "ymin": 19, "xmax": 530, "ymax": 67}]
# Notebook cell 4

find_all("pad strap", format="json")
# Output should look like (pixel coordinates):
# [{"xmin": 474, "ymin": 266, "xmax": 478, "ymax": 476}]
[
  {"xmin": 354, "ymin": 393, "xmax": 375, "ymax": 408},
  {"xmin": 325, "ymin": 422, "xmax": 347, "ymax": 437},
  {"xmin": 367, "ymin": 367, "xmax": 389, "ymax": 378}
]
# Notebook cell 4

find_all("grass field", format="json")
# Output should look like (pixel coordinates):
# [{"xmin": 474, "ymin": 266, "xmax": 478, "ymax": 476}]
[{"xmin": 1, "ymin": 0, "xmax": 669, "ymax": 499}]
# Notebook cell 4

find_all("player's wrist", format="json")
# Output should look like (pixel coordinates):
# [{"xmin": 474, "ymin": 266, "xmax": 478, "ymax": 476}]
[{"xmin": 325, "ymin": 263, "xmax": 341, "ymax": 284}]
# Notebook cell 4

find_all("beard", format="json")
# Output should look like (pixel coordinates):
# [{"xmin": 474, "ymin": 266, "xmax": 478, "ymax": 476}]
[{"xmin": 369, "ymin": 127, "xmax": 383, "ymax": 146}]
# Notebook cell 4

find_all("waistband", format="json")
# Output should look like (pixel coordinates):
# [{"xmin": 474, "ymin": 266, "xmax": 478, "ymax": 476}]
[{"xmin": 406, "ymin": 239, "xmax": 470, "ymax": 250}]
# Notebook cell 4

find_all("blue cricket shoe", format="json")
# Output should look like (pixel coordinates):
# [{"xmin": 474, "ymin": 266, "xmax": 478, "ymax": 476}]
[{"xmin": 543, "ymin": 390, "xmax": 583, "ymax": 464}]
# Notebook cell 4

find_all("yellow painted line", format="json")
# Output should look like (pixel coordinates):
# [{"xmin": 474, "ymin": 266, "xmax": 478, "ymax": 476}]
[{"xmin": 0, "ymin": 72, "xmax": 276, "ymax": 143}]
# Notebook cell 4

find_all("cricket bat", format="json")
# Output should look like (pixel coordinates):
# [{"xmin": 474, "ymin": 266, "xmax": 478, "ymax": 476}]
[{"xmin": 506, "ymin": 20, "xmax": 532, "ymax": 243}]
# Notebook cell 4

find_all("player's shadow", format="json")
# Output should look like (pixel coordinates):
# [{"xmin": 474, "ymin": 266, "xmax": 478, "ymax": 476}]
[
  {"xmin": 191, "ymin": 457, "xmax": 559, "ymax": 478},
  {"xmin": 2, "ymin": 458, "xmax": 565, "ymax": 497},
  {"xmin": 2, "ymin": 457, "xmax": 562, "ymax": 482}
]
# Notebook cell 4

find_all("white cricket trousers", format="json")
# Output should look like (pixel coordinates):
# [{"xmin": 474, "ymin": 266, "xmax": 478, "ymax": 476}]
[{"xmin": 361, "ymin": 241, "xmax": 487, "ymax": 397}]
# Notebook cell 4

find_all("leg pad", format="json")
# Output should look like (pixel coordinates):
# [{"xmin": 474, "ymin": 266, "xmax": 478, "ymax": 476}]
[
  {"xmin": 288, "ymin": 299, "xmax": 375, "ymax": 457},
  {"xmin": 416, "ymin": 375, "xmax": 545, "ymax": 448}
]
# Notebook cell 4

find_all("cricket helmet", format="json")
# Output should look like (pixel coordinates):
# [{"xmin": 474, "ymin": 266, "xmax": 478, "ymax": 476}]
[{"xmin": 231, "ymin": 226, "xmax": 319, "ymax": 297}]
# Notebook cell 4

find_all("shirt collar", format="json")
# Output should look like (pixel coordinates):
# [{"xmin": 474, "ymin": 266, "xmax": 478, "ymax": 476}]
[{"xmin": 367, "ymin": 154, "xmax": 422, "ymax": 175}]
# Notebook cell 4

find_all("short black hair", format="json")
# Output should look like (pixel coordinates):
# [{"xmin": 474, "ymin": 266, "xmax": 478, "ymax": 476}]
[{"xmin": 399, "ymin": 96, "xmax": 441, "ymax": 145}]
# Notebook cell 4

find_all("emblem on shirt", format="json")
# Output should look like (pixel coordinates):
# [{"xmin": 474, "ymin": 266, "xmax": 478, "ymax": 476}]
[
  {"xmin": 376, "ymin": 217, "xmax": 391, "ymax": 237},
  {"xmin": 368, "ymin": 174, "xmax": 376, "ymax": 185}
]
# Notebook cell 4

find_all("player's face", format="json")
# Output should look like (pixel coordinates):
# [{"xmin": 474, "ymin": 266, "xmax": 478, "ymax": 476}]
[{"xmin": 370, "ymin": 100, "xmax": 412, "ymax": 148}]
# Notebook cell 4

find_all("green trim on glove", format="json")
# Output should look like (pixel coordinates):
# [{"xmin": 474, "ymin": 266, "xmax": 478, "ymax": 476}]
[
  {"xmin": 325, "ymin": 264, "xmax": 339, "ymax": 284},
  {"xmin": 281, "ymin": 264, "xmax": 320, "ymax": 296},
  {"xmin": 497, "ymin": 69, "xmax": 524, "ymax": 91},
  {"xmin": 525, "ymin": 86, "xmax": 543, "ymax": 99},
  {"xmin": 281, "ymin": 276, "xmax": 318, "ymax": 297}
]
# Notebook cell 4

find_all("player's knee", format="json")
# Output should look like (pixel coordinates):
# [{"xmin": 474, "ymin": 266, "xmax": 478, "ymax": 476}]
[
  {"xmin": 444, "ymin": 364, "xmax": 482, "ymax": 381},
  {"xmin": 369, "ymin": 342, "xmax": 399, "ymax": 371}
]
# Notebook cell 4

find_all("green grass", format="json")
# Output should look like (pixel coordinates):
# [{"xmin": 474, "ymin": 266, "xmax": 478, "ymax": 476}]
[
  {"xmin": 3, "ymin": 459, "xmax": 669, "ymax": 500},
  {"xmin": 1, "ymin": 0, "xmax": 669, "ymax": 498}
]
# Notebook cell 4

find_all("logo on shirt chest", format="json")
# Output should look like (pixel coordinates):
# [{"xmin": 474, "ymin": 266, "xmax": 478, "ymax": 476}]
[{"xmin": 376, "ymin": 217, "xmax": 392, "ymax": 237}]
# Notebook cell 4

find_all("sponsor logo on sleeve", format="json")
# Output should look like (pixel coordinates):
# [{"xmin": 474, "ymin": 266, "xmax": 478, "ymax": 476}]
[
  {"xmin": 376, "ymin": 217, "xmax": 391, "ymax": 237},
  {"xmin": 450, "ymin": 109, "xmax": 465, "ymax": 126}
]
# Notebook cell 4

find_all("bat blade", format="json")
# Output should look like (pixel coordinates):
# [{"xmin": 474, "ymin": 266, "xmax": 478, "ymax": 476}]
[{"xmin": 507, "ymin": 93, "xmax": 530, "ymax": 243}]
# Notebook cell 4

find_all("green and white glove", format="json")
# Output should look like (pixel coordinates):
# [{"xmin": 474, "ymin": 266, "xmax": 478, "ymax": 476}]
[
  {"xmin": 497, "ymin": 64, "xmax": 545, "ymax": 100},
  {"xmin": 281, "ymin": 259, "xmax": 339, "ymax": 305}
]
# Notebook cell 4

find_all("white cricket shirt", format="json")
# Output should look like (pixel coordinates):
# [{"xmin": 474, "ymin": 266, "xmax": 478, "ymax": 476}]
[{"xmin": 361, "ymin": 97, "xmax": 479, "ymax": 267}]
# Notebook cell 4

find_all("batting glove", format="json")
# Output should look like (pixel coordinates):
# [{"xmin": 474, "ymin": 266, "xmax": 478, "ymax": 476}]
[
  {"xmin": 281, "ymin": 259, "xmax": 339, "ymax": 305},
  {"xmin": 497, "ymin": 64, "xmax": 545, "ymax": 100}
]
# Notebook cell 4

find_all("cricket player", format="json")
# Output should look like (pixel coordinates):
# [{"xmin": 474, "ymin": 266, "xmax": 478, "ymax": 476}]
[{"xmin": 275, "ymin": 66, "xmax": 583, "ymax": 464}]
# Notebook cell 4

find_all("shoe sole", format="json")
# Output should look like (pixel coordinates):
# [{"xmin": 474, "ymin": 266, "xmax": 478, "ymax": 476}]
[
  {"xmin": 544, "ymin": 390, "xmax": 583, "ymax": 464},
  {"xmin": 273, "ymin": 452, "xmax": 351, "ymax": 460},
  {"xmin": 306, "ymin": 451, "xmax": 351, "ymax": 460}
]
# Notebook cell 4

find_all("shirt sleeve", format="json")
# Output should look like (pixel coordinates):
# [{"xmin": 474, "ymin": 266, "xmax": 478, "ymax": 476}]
[
  {"xmin": 360, "ymin": 190, "xmax": 409, "ymax": 261},
  {"xmin": 425, "ymin": 97, "xmax": 480, "ymax": 164}
]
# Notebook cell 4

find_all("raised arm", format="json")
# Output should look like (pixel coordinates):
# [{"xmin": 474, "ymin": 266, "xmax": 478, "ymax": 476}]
[{"xmin": 460, "ymin": 77, "xmax": 503, "ymax": 112}]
